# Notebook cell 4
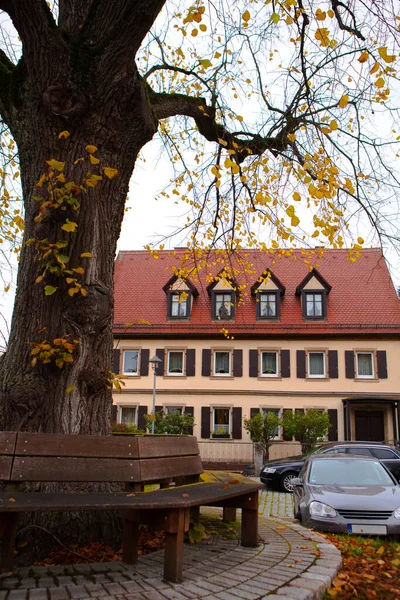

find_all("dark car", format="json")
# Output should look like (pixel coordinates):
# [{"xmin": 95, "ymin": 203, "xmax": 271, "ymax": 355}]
[
  {"xmin": 260, "ymin": 442, "xmax": 400, "ymax": 492},
  {"xmin": 292, "ymin": 455, "xmax": 400, "ymax": 537}
]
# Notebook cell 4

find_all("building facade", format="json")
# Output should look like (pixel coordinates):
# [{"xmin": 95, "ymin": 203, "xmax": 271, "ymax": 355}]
[{"xmin": 112, "ymin": 248, "xmax": 400, "ymax": 462}]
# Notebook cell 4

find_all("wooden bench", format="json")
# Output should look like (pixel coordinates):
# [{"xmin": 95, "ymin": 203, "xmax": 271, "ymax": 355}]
[{"xmin": 0, "ymin": 432, "xmax": 262, "ymax": 582}]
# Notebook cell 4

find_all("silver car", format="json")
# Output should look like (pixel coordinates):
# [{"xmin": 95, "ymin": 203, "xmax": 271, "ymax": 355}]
[{"xmin": 292, "ymin": 455, "xmax": 400, "ymax": 537}]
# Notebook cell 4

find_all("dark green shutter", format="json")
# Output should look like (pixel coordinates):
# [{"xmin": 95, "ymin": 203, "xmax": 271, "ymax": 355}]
[
  {"xmin": 328, "ymin": 350, "xmax": 338, "ymax": 378},
  {"xmin": 281, "ymin": 349, "xmax": 290, "ymax": 378},
  {"xmin": 113, "ymin": 349, "xmax": 120, "ymax": 374},
  {"xmin": 345, "ymin": 350, "xmax": 354, "ymax": 378},
  {"xmin": 296, "ymin": 350, "xmax": 306, "ymax": 378},
  {"xmin": 249, "ymin": 350, "xmax": 258, "ymax": 377},
  {"xmin": 155, "ymin": 348, "xmax": 164, "ymax": 375},
  {"xmin": 233, "ymin": 350, "xmax": 243, "ymax": 377},
  {"xmin": 186, "ymin": 349, "xmax": 196, "ymax": 376},
  {"xmin": 201, "ymin": 406, "xmax": 210, "ymax": 439},
  {"xmin": 232, "ymin": 407, "xmax": 242, "ymax": 439},
  {"xmin": 202, "ymin": 349, "xmax": 211, "ymax": 376},
  {"xmin": 140, "ymin": 349, "xmax": 149, "ymax": 376},
  {"xmin": 377, "ymin": 351, "xmax": 388, "ymax": 379},
  {"xmin": 137, "ymin": 406, "xmax": 148, "ymax": 431},
  {"xmin": 328, "ymin": 409, "xmax": 338, "ymax": 441}
]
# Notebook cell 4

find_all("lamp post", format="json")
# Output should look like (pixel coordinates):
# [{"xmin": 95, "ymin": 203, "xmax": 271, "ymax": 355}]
[{"xmin": 148, "ymin": 354, "xmax": 162, "ymax": 434}]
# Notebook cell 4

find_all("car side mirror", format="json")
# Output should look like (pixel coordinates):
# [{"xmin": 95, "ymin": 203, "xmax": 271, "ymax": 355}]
[{"xmin": 291, "ymin": 478, "xmax": 302, "ymax": 487}]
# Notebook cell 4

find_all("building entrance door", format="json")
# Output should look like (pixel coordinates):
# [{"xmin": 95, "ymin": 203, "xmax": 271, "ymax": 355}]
[{"xmin": 355, "ymin": 410, "xmax": 384, "ymax": 441}]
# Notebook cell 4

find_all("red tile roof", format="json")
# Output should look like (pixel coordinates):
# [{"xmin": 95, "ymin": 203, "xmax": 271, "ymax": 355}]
[{"xmin": 113, "ymin": 248, "xmax": 400, "ymax": 337}]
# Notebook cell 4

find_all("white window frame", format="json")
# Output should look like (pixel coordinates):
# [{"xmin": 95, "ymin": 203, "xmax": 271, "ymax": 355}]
[
  {"xmin": 356, "ymin": 351, "xmax": 375, "ymax": 379},
  {"xmin": 307, "ymin": 351, "xmax": 326, "ymax": 378},
  {"xmin": 164, "ymin": 405, "xmax": 184, "ymax": 415},
  {"xmin": 119, "ymin": 405, "xmax": 138, "ymax": 426},
  {"xmin": 122, "ymin": 350, "xmax": 140, "ymax": 376},
  {"xmin": 261, "ymin": 407, "xmax": 282, "ymax": 440},
  {"xmin": 213, "ymin": 350, "xmax": 232, "ymax": 376},
  {"xmin": 260, "ymin": 351, "xmax": 279, "ymax": 377},
  {"xmin": 212, "ymin": 406, "xmax": 231, "ymax": 436},
  {"xmin": 167, "ymin": 349, "xmax": 185, "ymax": 376}
]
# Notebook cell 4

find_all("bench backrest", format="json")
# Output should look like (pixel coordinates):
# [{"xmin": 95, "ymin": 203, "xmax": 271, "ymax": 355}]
[{"xmin": 0, "ymin": 432, "xmax": 203, "ymax": 484}]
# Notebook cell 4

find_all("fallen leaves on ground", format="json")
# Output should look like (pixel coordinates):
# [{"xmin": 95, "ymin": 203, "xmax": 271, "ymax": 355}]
[
  {"xmin": 34, "ymin": 529, "xmax": 165, "ymax": 566},
  {"xmin": 324, "ymin": 534, "xmax": 400, "ymax": 599}
]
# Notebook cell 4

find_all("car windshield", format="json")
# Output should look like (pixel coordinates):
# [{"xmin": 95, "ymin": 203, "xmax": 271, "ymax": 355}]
[{"xmin": 309, "ymin": 459, "xmax": 394, "ymax": 486}]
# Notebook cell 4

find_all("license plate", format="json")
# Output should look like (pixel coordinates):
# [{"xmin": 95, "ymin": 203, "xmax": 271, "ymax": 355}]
[{"xmin": 347, "ymin": 524, "xmax": 387, "ymax": 535}]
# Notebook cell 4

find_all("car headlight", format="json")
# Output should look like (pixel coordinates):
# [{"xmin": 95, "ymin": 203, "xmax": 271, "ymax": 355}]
[
  {"xmin": 309, "ymin": 501, "xmax": 337, "ymax": 518},
  {"xmin": 263, "ymin": 467, "xmax": 276, "ymax": 474},
  {"xmin": 394, "ymin": 507, "xmax": 400, "ymax": 519}
]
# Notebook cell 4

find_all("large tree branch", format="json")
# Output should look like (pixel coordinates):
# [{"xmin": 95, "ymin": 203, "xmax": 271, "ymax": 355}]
[
  {"xmin": 150, "ymin": 90, "xmax": 301, "ymax": 163},
  {"xmin": 58, "ymin": 0, "xmax": 94, "ymax": 36},
  {"xmin": 0, "ymin": 48, "xmax": 16, "ymax": 123},
  {"xmin": 2, "ymin": 0, "xmax": 56, "ymax": 53}
]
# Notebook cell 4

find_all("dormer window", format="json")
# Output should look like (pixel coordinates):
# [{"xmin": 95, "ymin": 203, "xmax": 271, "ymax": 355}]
[
  {"xmin": 296, "ymin": 268, "xmax": 331, "ymax": 321},
  {"xmin": 258, "ymin": 292, "xmax": 279, "ymax": 319},
  {"xmin": 252, "ymin": 268, "xmax": 285, "ymax": 321},
  {"xmin": 213, "ymin": 291, "xmax": 235, "ymax": 320},
  {"xmin": 169, "ymin": 291, "xmax": 190, "ymax": 319}
]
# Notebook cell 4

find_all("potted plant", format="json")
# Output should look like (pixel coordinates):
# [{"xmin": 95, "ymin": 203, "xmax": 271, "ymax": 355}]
[{"xmin": 212, "ymin": 428, "xmax": 230, "ymax": 439}]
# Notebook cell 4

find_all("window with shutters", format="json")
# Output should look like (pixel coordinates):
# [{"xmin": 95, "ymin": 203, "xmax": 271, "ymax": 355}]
[
  {"xmin": 356, "ymin": 351, "xmax": 374, "ymax": 378},
  {"xmin": 213, "ymin": 350, "xmax": 232, "ymax": 376},
  {"xmin": 122, "ymin": 350, "xmax": 139, "ymax": 375},
  {"xmin": 164, "ymin": 405, "xmax": 183, "ymax": 415},
  {"xmin": 307, "ymin": 351, "xmax": 326, "ymax": 378},
  {"xmin": 119, "ymin": 405, "xmax": 137, "ymax": 425},
  {"xmin": 167, "ymin": 350, "xmax": 185, "ymax": 375},
  {"xmin": 260, "ymin": 351, "xmax": 279, "ymax": 377},
  {"xmin": 261, "ymin": 407, "xmax": 281, "ymax": 439},
  {"xmin": 212, "ymin": 407, "xmax": 231, "ymax": 437}
]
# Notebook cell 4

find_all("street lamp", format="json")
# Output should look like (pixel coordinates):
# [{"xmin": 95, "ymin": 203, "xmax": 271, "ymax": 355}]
[{"xmin": 148, "ymin": 354, "xmax": 162, "ymax": 434}]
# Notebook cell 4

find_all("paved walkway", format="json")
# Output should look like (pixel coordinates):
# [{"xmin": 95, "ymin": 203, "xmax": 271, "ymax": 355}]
[{"xmin": 0, "ymin": 492, "xmax": 341, "ymax": 600}]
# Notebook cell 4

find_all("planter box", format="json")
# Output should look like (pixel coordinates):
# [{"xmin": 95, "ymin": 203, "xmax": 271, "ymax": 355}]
[{"xmin": 212, "ymin": 434, "xmax": 230, "ymax": 439}]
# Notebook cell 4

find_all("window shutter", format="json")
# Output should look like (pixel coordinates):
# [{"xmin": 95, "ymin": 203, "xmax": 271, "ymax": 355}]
[
  {"xmin": 232, "ymin": 407, "xmax": 242, "ymax": 439},
  {"xmin": 249, "ymin": 350, "xmax": 258, "ymax": 377},
  {"xmin": 328, "ymin": 350, "xmax": 338, "ymax": 378},
  {"xmin": 233, "ymin": 349, "xmax": 243, "ymax": 377},
  {"xmin": 113, "ymin": 349, "xmax": 120, "ymax": 374},
  {"xmin": 281, "ymin": 349, "xmax": 290, "ymax": 378},
  {"xmin": 140, "ymin": 349, "xmax": 149, "ymax": 376},
  {"xmin": 137, "ymin": 406, "xmax": 148, "ymax": 431},
  {"xmin": 282, "ymin": 409, "xmax": 293, "ymax": 441},
  {"xmin": 377, "ymin": 351, "xmax": 388, "ymax": 379},
  {"xmin": 296, "ymin": 350, "xmax": 306, "ymax": 378},
  {"xmin": 250, "ymin": 407, "xmax": 259, "ymax": 419},
  {"xmin": 155, "ymin": 348, "xmax": 165, "ymax": 375},
  {"xmin": 345, "ymin": 350, "xmax": 355, "ymax": 378},
  {"xmin": 186, "ymin": 349, "xmax": 196, "ymax": 376},
  {"xmin": 185, "ymin": 406, "xmax": 194, "ymax": 435},
  {"xmin": 201, "ymin": 406, "xmax": 210, "ymax": 439},
  {"xmin": 202, "ymin": 349, "xmax": 211, "ymax": 376},
  {"xmin": 111, "ymin": 405, "xmax": 117, "ymax": 423},
  {"xmin": 327, "ymin": 409, "xmax": 338, "ymax": 441}
]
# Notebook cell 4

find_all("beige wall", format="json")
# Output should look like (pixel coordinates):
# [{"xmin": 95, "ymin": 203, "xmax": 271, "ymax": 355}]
[{"xmin": 113, "ymin": 337, "xmax": 400, "ymax": 443}]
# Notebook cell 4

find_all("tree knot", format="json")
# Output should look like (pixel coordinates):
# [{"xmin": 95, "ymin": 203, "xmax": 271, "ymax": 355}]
[{"xmin": 42, "ymin": 84, "xmax": 89, "ymax": 118}]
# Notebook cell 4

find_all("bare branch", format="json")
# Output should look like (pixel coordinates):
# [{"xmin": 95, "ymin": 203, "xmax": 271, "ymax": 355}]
[{"xmin": 330, "ymin": 0, "xmax": 366, "ymax": 41}]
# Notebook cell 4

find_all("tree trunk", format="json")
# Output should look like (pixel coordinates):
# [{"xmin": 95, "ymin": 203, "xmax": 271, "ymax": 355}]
[{"xmin": 0, "ymin": 6, "xmax": 159, "ymax": 553}]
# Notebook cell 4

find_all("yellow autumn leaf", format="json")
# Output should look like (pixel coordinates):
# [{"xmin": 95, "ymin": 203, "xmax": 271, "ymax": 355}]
[
  {"xmin": 61, "ymin": 220, "xmax": 78, "ymax": 232},
  {"xmin": 80, "ymin": 252, "xmax": 92, "ymax": 258},
  {"xmin": 58, "ymin": 131, "xmax": 70, "ymax": 139},
  {"xmin": 293, "ymin": 192, "xmax": 301, "ymax": 201},
  {"xmin": 370, "ymin": 62, "xmax": 380, "ymax": 75},
  {"xmin": 86, "ymin": 145, "xmax": 98, "ymax": 154},
  {"xmin": 339, "ymin": 95, "xmax": 349, "ymax": 108},
  {"xmin": 270, "ymin": 12, "xmax": 280, "ymax": 24},
  {"xmin": 358, "ymin": 50, "xmax": 369, "ymax": 63},
  {"xmin": 89, "ymin": 155, "xmax": 101, "ymax": 165},
  {"xmin": 375, "ymin": 77, "xmax": 385, "ymax": 88},
  {"xmin": 44, "ymin": 285, "xmax": 57, "ymax": 296},
  {"xmin": 72, "ymin": 267, "xmax": 85, "ymax": 275},
  {"xmin": 357, "ymin": 237, "xmax": 364, "ymax": 244},
  {"xmin": 46, "ymin": 159, "xmax": 65, "ymax": 172},
  {"xmin": 199, "ymin": 59, "xmax": 212, "ymax": 68},
  {"xmin": 286, "ymin": 205, "xmax": 295, "ymax": 218},
  {"xmin": 378, "ymin": 47, "xmax": 396, "ymax": 63},
  {"xmin": 315, "ymin": 9, "xmax": 326, "ymax": 20},
  {"xmin": 242, "ymin": 10, "xmax": 250, "ymax": 22},
  {"xmin": 315, "ymin": 28, "xmax": 330, "ymax": 47},
  {"xmin": 103, "ymin": 167, "xmax": 119, "ymax": 180},
  {"xmin": 66, "ymin": 384, "xmax": 75, "ymax": 394},
  {"xmin": 291, "ymin": 215, "xmax": 300, "ymax": 227},
  {"xmin": 330, "ymin": 120, "xmax": 338, "ymax": 130},
  {"xmin": 191, "ymin": 28, "xmax": 198, "ymax": 36}
]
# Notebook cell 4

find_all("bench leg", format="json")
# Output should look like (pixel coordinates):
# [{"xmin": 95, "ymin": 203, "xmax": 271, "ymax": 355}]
[
  {"xmin": 0, "ymin": 512, "xmax": 17, "ymax": 572},
  {"xmin": 223, "ymin": 507, "xmax": 236, "ymax": 522},
  {"xmin": 122, "ymin": 519, "xmax": 139, "ymax": 565},
  {"xmin": 164, "ymin": 508, "xmax": 187, "ymax": 583},
  {"xmin": 190, "ymin": 506, "xmax": 200, "ymax": 523},
  {"xmin": 240, "ymin": 491, "xmax": 259, "ymax": 547}
]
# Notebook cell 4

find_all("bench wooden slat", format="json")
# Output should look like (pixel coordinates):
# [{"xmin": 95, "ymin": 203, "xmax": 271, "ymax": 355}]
[
  {"xmin": 139, "ymin": 455, "xmax": 203, "ymax": 482},
  {"xmin": 14, "ymin": 433, "xmax": 139, "ymax": 458},
  {"xmin": 0, "ymin": 480, "xmax": 262, "ymax": 511},
  {"xmin": 0, "ymin": 457, "xmax": 12, "ymax": 480},
  {"xmin": 137, "ymin": 436, "xmax": 199, "ymax": 458},
  {"xmin": 11, "ymin": 457, "xmax": 141, "ymax": 482},
  {"xmin": 0, "ymin": 432, "xmax": 17, "ymax": 455}
]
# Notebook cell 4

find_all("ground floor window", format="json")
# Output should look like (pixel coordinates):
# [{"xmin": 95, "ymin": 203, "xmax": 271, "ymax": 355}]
[
  {"xmin": 212, "ymin": 407, "xmax": 230, "ymax": 437},
  {"xmin": 164, "ymin": 406, "xmax": 183, "ymax": 415},
  {"xmin": 261, "ymin": 408, "xmax": 281, "ymax": 439},
  {"xmin": 120, "ymin": 406, "xmax": 137, "ymax": 425}
]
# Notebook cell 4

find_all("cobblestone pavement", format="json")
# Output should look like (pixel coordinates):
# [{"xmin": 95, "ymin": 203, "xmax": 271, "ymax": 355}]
[
  {"xmin": 0, "ymin": 508, "xmax": 341, "ymax": 600},
  {"xmin": 258, "ymin": 488, "xmax": 294, "ymax": 519}
]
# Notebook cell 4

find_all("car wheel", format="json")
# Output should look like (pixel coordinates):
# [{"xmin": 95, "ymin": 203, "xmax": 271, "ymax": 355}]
[{"xmin": 280, "ymin": 471, "xmax": 297, "ymax": 493}]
